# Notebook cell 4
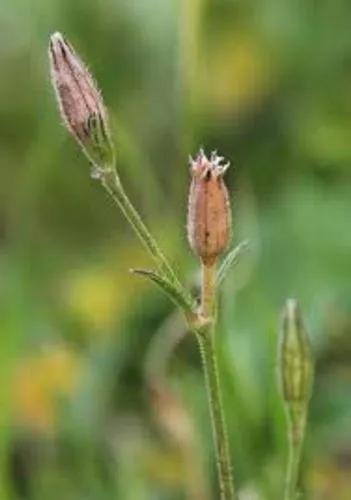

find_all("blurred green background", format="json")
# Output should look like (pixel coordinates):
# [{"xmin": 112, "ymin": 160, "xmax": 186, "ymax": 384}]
[{"xmin": 1, "ymin": 0, "xmax": 351, "ymax": 498}]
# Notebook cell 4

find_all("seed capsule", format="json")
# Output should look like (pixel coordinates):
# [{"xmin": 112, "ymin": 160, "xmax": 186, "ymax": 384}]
[
  {"xmin": 278, "ymin": 299, "xmax": 314, "ymax": 404},
  {"xmin": 49, "ymin": 32, "xmax": 114, "ymax": 170},
  {"xmin": 187, "ymin": 149, "xmax": 232, "ymax": 266}
]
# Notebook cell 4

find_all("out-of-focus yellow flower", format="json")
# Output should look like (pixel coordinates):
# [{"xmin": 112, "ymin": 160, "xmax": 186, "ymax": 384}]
[
  {"xmin": 310, "ymin": 455, "xmax": 351, "ymax": 500},
  {"xmin": 65, "ymin": 268, "xmax": 119, "ymax": 331},
  {"xmin": 14, "ymin": 344, "xmax": 81, "ymax": 431},
  {"xmin": 62, "ymin": 243, "xmax": 148, "ymax": 335},
  {"xmin": 143, "ymin": 447, "xmax": 185, "ymax": 487},
  {"xmin": 203, "ymin": 32, "xmax": 273, "ymax": 117}
]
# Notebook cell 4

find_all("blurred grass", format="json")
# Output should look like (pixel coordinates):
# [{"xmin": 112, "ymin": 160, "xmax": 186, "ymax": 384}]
[{"xmin": 1, "ymin": 0, "xmax": 351, "ymax": 498}]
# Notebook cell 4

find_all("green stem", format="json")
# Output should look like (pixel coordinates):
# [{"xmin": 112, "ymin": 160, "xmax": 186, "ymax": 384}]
[
  {"xmin": 101, "ymin": 168, "xmax": 235, "ymax": 497},
  {"xmin": 284, "ymin": 404, "xmax": 307, "ymax": 500},
  {"xmin": 101, "ymin": 169, "xmax": 182, "ymax": 288},
  {"xmin": 196, "ymin": 262, "xmax": 236, "ymax": 500}
]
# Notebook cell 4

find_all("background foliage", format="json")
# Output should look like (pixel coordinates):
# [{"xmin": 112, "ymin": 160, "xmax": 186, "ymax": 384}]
[{"xmin": 1, "ymin": 0, "xmax": 351, "ymax": 498}]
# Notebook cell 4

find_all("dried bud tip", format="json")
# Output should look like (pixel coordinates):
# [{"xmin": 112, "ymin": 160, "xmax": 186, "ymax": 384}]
[
  {"xmin": 278, "ymin": 299, "xmax": 314, "ymax": 405},
  {"xmin": 49, "ymin": 31, "xmax": 115, "ymax": 170},
  {"xmin": 187, "ymin": 149, "xmax": 232, "ymax": 266},
  {"xmin": 189, "ymin": 149, "xmax": 230, "ymax": 179}
]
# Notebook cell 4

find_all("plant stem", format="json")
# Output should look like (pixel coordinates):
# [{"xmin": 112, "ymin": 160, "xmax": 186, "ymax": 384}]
[
  {"xmin": 197, "ymin": 262, "xmax": 236, "ymax": 500},
  {"xmin": 101, "ymin": 168, "xmax": 182, "ymax": 288},
  {"xmin": 284, "ymin": 403, "xmax": 307, "ymax": 500},
  {"xmin": 102, "ymin": 167, "xmax": 236, "ymax": 498}
]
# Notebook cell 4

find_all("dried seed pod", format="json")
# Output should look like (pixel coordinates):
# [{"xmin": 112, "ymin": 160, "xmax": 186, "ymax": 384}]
[
  {"xmin": 187, "ymin": 149, "xmax": 232, "ymax": 266},
  {"xmin": 49, "ymin": 32, "xmax": 114, "ymax": 170},
  {"xmin": 278, "ymin": 299, "xmax": 314, "ymax": 404}
]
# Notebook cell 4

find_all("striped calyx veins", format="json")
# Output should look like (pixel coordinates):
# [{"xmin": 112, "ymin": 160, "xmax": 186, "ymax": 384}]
[
  {"xmin": 49, "ymin": 32, "xmax": 114, "ymax": 169},
  {"xmin": 279, "ymin": 299, "xmax": 313, "ymax": 404},
  {"xmin": 187, "ymin": 149, "xmax": 232, "ymax": 266}
]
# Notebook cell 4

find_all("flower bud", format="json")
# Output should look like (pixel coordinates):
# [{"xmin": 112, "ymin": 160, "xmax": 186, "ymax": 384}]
[
  {"xmin": 187, "ymin": 150, "xmax": 232, "ymax": 266},
  {"xmin": 49, "ymin": 32, "xmax": 115, "ymax": 170},
  {"xmin": 278, "ymin": 299, "xmax": 313, "ymax": 404}
]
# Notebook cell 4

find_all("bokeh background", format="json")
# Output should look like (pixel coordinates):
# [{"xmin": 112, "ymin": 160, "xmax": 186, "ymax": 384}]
[{"xmin": 1, "ymin": 0, "xmax": 351, "ymax": 498}]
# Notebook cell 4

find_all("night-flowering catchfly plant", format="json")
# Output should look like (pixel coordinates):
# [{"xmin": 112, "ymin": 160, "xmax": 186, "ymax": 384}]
[
  {"xmin": 49, "ymin": 32, "xmax": 316, "ymax": 500},
  {"xmin": 49, "ymin": 31, "xmax": 241, "ymax": 499}
]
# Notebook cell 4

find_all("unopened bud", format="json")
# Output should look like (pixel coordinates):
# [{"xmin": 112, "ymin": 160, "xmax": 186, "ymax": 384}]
[
  {"xmin": 278, "ymin": 299, "xmax": 313, "ymax": 404},
  {"xmin": 49, "ymin": 32, "xmax": 114, "ymax": 170},
  {"xmin": 187, "ymin": 150, "xmax": 232, "ymax": 266}
]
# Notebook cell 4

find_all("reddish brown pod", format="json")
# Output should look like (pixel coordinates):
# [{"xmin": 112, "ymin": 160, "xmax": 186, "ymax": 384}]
[
  {"xmin": 187, "ymin": 150, "xmax": 232, "ymax": 266},
  {"xmin": 49, "ymin": 32, "xmax": 114, "ymax": 170}
]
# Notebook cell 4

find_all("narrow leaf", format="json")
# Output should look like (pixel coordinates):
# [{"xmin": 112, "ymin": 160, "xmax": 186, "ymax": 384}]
[
  {"xmin": 130, "ymin": 268, "xmax": 196, "ymax": 314},
  {"xmin": 216, "ymin": 240, "xmax": 249, "ymax": 287}
]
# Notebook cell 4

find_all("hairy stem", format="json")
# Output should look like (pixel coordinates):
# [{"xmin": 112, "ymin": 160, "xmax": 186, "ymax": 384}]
[
  {"xmin": 102, "ymin": 168, "xmax": 235, "ymax": 497},
  {"xmin": 284, "ymin": 404, "xmax": 307, "ymax": 500},
  {"xmin": 101, "ymin": 169, "xmax": 182, "ymax": 288},
  {"xmin": 197, "ymin": 262, "xmax": 236, "ymax": 500}
]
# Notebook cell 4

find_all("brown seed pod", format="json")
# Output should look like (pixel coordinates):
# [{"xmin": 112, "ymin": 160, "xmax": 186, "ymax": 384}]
[
  {"xmin": 187, "ymin": 150, "xmax": 232, "ymax": 266},
  {"xmin": 49, "ymin": 32, "xmax": 114, "ymax": 170}
]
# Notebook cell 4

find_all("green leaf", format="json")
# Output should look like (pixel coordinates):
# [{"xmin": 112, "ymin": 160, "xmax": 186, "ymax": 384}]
[
  {"xmin": 130, "ymin": 268, "xmax": 196, "ymax": 314},
  {"xmin": 216, "ymin": 240, "xmax": 249, "ymax": 287}
]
